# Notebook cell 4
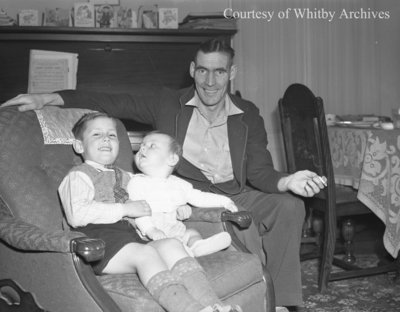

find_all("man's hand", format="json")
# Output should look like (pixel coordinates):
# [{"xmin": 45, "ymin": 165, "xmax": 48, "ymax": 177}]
[
  {"xmin": 176, "ymin": 204, "xmax": 192, "ymax": 220},
  {"xmin": 147, "ymin": 228, "xmax": 167, "ymax": 240},
  {"xmin": 278, "ymin": 170, "xmax": 327, "ymax": 197},
  {"xmin": 1, "ymin": 93, "xmax": 64, "ymax": 111}
]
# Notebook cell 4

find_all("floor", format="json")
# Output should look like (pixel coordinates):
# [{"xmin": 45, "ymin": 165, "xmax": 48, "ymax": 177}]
[{"xmin": 293, "ymin": 213, "xmax": 400, "ymax": 312}]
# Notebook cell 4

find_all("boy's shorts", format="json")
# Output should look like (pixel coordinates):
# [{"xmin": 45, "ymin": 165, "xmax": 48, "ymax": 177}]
[{"xmin": 75, "ymin": 220, "xmax": 147, "ymax": 274}]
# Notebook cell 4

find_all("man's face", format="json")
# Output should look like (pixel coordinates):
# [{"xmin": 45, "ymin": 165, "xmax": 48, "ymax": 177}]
[
  {"xmin": 190, "ymin": 51, "xmax": 237, "ymax": 108},
  {"xmin": 76, "ymin": 117, "xmax": 119, "ymax": 166}
]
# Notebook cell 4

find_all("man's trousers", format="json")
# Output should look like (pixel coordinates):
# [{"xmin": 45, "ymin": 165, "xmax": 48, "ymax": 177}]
[{"xmin": 230, "ymin": 190, "xmax": 305, "ymax": 307}]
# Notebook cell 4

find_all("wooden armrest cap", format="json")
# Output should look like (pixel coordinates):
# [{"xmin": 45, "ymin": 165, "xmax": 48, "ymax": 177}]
[
  {"xmin": 221, "ymin": 211, "xmax": 252, "ymax": 229},
  {"xmin": 71, "ymin": 237, "xmax": 105, "ymax": 262}
]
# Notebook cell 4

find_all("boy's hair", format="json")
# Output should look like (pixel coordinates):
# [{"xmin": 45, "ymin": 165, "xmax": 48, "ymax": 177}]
[
  {"xmin": 72, "ymin": 112, "xmax": 116, "ymax": 140},
  {"xmin": 195, "ymin": 37, "xmax": 235, "ymax": 63}
]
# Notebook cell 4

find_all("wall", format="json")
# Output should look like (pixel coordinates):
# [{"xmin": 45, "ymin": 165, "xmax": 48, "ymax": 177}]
[
  {"xmin": 232, "ymin": 0, "xmax": 400, "ymax": 171},
  {"xmin": 376, "ymin": 0, "xmax": 400, "ymax": 114},
  {"xmin": 1, "ymin": 0, "xmax": 229, "ymax": 23}
]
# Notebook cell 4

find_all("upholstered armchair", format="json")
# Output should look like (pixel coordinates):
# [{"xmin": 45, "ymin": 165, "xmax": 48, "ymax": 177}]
[{"xmin": 0, "ymin": 107, "xmax": 274, "ymax": 312}]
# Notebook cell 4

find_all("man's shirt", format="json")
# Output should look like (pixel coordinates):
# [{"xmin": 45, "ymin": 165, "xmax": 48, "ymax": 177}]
[{"xmin": 183, "ymin": 92, "xmax": 243, "ymax": 184}]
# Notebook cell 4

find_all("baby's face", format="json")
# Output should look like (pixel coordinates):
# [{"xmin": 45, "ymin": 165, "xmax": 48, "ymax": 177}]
[
  {"xmin": 80, "ymin": 117, "xmax": 119, "ymax": 166},
  {"xmin": 135, "ymin": 133, "xmax": 175, "ymax": 177}
]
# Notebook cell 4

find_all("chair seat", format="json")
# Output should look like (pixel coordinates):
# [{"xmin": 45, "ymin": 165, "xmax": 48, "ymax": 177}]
[
  {"xmin": 313, "ymin": 184, "xmax": 371, "ymax": 217},
  {"xmin": 334, "ymin": 185, "xmax": 358, "ymax": 204},
  {"xmin": 98, "ymin": 251, "xmax": 263, "ymax": 312}
]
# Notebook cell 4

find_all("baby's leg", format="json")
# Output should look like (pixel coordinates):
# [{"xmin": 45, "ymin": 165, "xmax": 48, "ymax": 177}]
[
  {"xmin": 103, "ymin": 242, "xmax": 205, "ymax": 312},
  {"xmin": 184, "ymin": 229, "xmax": 232, "ymax": 257}
]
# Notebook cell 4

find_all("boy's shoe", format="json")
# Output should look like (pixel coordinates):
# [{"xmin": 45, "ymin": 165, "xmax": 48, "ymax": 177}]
[{"xmin": 276, "ymin": 307, "xmax": 289, "ymax": 312}]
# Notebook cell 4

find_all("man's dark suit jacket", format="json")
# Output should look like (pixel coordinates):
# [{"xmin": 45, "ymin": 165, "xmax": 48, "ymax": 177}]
[{"xmin": 59, "ymin": 86, "xmax": 286, "ymax": 195}]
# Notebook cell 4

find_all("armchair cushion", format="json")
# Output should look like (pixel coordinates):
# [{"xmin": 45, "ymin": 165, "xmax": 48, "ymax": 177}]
[{"xmin": 99, "ymin": 251, "xmax": 262, "ymax": 312}]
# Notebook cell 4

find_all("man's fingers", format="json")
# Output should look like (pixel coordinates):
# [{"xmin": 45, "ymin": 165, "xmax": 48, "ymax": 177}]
[
  {"xmin": 303, "ymin": 184, "xmax": 311, "ymax": 197},
  {"xmin": 2, "ymin": 94, "xmax": 27, "ymax": 106},
  {"xmin": 304, "ymin": 182, "xmax": 320, "ymax": 197},
  {"xmin": 18, "ymin": 103, "xmax": 36, "ymax": 112},
  {"xmin": 306, "ymin": 180, "xmax": 320, "ymax": 194}
]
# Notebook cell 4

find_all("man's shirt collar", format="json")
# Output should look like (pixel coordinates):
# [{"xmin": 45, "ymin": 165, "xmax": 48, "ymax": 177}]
[{"xmin": 185, "ymin": 91, "xmax": 243, "ymax": 117}]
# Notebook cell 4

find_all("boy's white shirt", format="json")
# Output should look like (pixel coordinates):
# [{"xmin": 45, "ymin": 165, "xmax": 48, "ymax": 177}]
[
  {"xmin": 127, "ymin": 174, "xmax": 233, "ymax": 236},
  {"xmin": 58, "ymin": 160, "xmax": 133, "ymax": 228}
]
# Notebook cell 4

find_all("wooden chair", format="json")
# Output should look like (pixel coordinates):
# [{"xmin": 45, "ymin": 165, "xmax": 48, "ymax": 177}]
[{"xmin": 278, "ymin": 83, "xmax": 400, "ymax": 292}]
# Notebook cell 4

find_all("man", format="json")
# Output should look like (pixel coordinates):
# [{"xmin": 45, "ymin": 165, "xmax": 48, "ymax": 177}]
[{"xmin": 3, "ymin": 38, "xmax": 326, "ymax": 310}]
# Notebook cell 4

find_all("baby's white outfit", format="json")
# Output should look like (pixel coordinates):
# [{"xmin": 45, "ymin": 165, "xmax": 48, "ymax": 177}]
[{"xmin": 127, "ymin": 174, "xmax": 233, "ymax": 254}]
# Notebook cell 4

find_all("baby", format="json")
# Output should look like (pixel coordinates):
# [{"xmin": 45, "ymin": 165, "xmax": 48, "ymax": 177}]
[{"xmin": 127, "ymin": 131, "xmax": 238, "ymax": 257}]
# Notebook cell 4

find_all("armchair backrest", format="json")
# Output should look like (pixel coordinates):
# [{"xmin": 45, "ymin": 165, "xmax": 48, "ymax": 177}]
[{"xmin": 0, "ymin": 107, "xmax": 133, "ymax": 231}]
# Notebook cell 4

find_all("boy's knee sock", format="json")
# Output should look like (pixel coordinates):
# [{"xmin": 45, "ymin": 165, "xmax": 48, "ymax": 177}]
[
  {"xmin": 171, "ymin": 257, "xmax": 223, "ymax": 307},
  {"xmin": 145, "ymin": 270, "xmax": 204, "ymax": 312}
]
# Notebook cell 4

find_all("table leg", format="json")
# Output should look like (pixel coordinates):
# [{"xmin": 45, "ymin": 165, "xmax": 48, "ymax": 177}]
[{"xmin": 342, "ymin": 219, "xmax": 356, "ymax": 264}]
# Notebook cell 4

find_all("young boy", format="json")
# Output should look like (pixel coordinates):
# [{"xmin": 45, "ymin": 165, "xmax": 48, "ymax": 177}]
[
  {"xmin": 58, "ymin": 112, "xmax": 242, "ymax": 312},
  {"xmin": 127, "ymin": 131, "xmax": 238, "ymax": 257}
]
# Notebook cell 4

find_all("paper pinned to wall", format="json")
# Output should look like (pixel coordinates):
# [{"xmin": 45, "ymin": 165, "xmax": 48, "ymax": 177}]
[{"xmin": 28, "ymin": 49, "xmax": 78, "ymax": 94}]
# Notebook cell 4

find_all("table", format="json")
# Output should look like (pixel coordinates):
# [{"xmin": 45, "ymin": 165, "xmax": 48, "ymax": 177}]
[{"xmin": 328, "ymin": 126, "xmax": 400, "ymax": 258}]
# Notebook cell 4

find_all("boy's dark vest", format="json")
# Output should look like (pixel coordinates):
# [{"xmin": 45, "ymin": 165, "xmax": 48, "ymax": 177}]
[{"xmin": 71, "ymin": 163, "xmax": 130, "ymax": 203}]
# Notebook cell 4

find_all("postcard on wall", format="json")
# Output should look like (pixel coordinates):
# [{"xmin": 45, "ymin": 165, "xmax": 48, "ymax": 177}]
[
  {"xmin": 95, "ymin": 5, "xmax": 116, "ymax": 28},
  {"xmin": 138, "ymin": 5, "xmax": 158, "ymax": 29},
  {"xmin": 28, "ymin": 50, "xmax": 79, "ymax": 94},
  {"xmin": 89, "ymin": 0, "xmax": 120, "ymax": 5},
  {"xmin": 74, "ymin": 3, "xmax": 95, "ymax": 27},
  {"xmin": 19, "ymin": 9, "xmax": 40, "ymax": 26},
  {"xmin": 116, "ymin": 7, "xmax": 137, "ymax": 28},
  {"xmin": 0, "ymin": 8, "xmax": 17, "ymax": 26},
  {"xmin": 158, "ymin": 8, "xmax": 178, "ymax": 29},
  {"xmin": 44, "ymin": 8, "xmax": 71, "ymax": 27}
]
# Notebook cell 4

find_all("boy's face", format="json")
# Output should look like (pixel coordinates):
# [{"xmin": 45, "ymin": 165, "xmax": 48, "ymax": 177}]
[
  {"xmin": 135, "ymin": 133, "xmax": 178, "ymax": 178},
  {"xmin": 73, "ymin": 117, "xmax": 119, "ymax": 166}
]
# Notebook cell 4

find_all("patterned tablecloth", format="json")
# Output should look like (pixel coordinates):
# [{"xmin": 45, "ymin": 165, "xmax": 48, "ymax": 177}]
[{"xmin": 328, "ymin": 126, "xmax": 400, "ymax": 258}]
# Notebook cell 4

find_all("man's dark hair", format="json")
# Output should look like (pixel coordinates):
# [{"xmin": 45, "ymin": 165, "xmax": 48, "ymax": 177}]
[
  {"xmin": 72, "ymin": 112, "xmax": 116, "ymax": 140},
  {"xmin": 195, "ymin": 37, "xmax": 235, "ymax": 63}
]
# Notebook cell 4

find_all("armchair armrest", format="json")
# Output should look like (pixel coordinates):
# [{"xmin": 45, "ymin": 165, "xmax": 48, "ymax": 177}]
[
  {"xmin": 187, "ymin": 207, "xmax": 226, "ymax": 222},
  {"xmin": 0, "ymin": 217, "xmax": 104, "ymax": 262},
  {"xmin": 189, "ymin": 207, "xmax": 252, "ymax": 229},
  {"xmin": 187, "ymin": 207, "xmax": 253, "ymax": 254},
  {"xmin": 221, "ymin": 211, "xmax": 252, "ymax": 229},
  {"xmin": 71, "ymin": 237, "xmax": 105, "ymax": 262}
]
